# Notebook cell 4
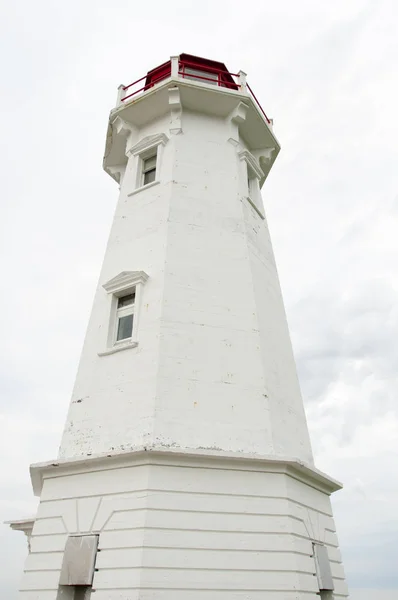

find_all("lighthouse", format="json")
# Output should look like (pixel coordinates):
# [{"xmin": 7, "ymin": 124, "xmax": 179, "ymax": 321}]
[{"xmin": 11, "ymin": 54, "xmax": 348, "ymax": 599}]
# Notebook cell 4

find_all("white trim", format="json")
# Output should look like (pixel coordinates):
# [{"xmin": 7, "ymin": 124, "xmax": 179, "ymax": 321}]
[
  {"xmin": 114, "ymin": 293, "xmax": 135, "ymax": 344},
  {"xmin": 126, "ymin": 133, "xmax": 168, "ymax": 157},
  {"xmin": 238, "ymin": 149, "xmax": 263, "ymax": 180},
  {"xmin": 100, "ymin": 271, "xmax": 149, "ymax": 355},
  {"xmin": 126, "ymin": 133, "xmax": 168, "ymax": 192},
  {"xmin": 98, "ymin": 340, "xmax": 138, "ymax": 357},
  {"xmin": 102, "ymin": 271, "xmax": 149, "ymax": 294},
  {"xmin": 6, "ymin": 518, "xmax": 35, "ymax": 552},
  {"xmin": 127, "ymin": 179, "xmax": 160, "ymax": 197},
  {"xmin": 30, "ymin": 446, "xmax": 343, "ymax": 497}
]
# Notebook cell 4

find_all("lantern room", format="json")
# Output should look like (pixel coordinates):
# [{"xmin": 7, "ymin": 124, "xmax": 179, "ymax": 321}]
[
  {"xmin": 144, "ymin": 53, "xmax": 239, "ymax": 91},
  {"xmin": 105, "ymin": 53, "xmax": 280, "ymax": 184}
]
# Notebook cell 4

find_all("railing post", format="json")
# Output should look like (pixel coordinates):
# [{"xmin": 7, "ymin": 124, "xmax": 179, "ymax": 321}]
[
  {"xmin": 170, "ymin": 55, "xmax": 179, "ymax": 79},
  {"xmin": 116, "ymin": 84, "xmax": 125, "ymax": 107},
  {"xmin": 238, "ymin": 70, "xmax": 247, "ymax": 92}
]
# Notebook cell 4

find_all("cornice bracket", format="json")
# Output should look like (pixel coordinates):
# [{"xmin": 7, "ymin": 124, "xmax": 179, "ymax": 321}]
[{"xmin": 168, "ymin": 86, "xmax": 182, "ymax": 135}]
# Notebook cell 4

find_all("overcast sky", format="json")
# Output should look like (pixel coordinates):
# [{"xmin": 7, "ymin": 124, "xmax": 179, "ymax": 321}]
[{"xmin": 1, "ymin": 1, "xmax": 397, "ymax": 598}]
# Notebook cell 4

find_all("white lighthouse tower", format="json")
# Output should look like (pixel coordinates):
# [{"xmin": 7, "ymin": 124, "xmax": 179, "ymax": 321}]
[{"xmin": 13, "ymin": 54, "xmax": 348, "ymax": 599}]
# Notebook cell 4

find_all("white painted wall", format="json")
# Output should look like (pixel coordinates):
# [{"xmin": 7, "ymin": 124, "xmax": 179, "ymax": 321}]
[
  {"xmin": 18, "ymin": 455, "xmax": 348, "ymax": 599},
  {"xmin": 59, "ymin": 107, "xmax": 312, "ymax": 463},
  {"xmin": 17, "ymin": 77, "xmax": 349, "ymax": 599}
]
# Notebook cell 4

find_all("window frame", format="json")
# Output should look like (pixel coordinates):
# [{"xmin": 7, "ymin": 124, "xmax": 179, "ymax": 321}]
[
  {"xmin": 125, "ymin": 133, "xmax": 169, "ymax": 195},
  {"xmin": 142, "ymin": 154, "xmax": 157, "ymax": 186},
  {"xmin": 99, "ymin": 271, "xmax": 149, "ymax": 356},
  {"xmin": 114, "ymin": 292, "xmax": 135, "ymax": 344}
]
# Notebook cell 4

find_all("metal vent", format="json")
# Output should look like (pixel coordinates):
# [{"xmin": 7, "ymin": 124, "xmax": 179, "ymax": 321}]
[
  {"xmin": 313, "ymin": 543, "xmax": 334, "ymax": 591},
  {"xmin": 59, "ymin": 535, "xmax": 98, "ymax": 586}
]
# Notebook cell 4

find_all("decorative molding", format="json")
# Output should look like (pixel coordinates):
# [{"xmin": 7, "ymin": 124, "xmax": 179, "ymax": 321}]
[
  {"xmin": 102, "ymin": 271, "xmax": 149, "ymax": 294},
  {"xmin": 227, "ymin": 101, "xmax": 248, "ymax": 146},
  {"xmin": 257, "ymin": 147, "xmax": 276, "ymax": 167},
  {"xmin": 255, "ymin": 148, "xmax": 277, "ymax": 188},
  {"xmin": 126, "ymin": 133, "xmax": 169, "ymax": 158},
  {"xmin": 112, "ymin": 116, "xmax": 134, "ymax": 138},
  {"xmin": 107, "ymin": 164, "xmax": 125, "ymax": 184},
  {"xmin": 230, "ymin": 101, "xmax": 248, "ymax": 125},
  {"xmin": 6, "ymin": 518, "xmax": 35, "ymax": 552},
  {"xmin": 30, "ymin": 446, "xmax": 342, "ymax": 497},
  {"xmin": 238, "ymin": 149, "xmax": 263, "ymax": 180},
  {"xmin": 168, "ymin": 86, "xmax": 182, "ymax": 135}
]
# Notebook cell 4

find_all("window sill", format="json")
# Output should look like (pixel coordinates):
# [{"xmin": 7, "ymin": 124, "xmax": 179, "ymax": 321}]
[
  {"xmin": 127, "ymin": 180, "xmax": 160, "ymax": 197},
  {"xmin": 98, "ymin": 341, "xmax": 138, "ymax": 357}
]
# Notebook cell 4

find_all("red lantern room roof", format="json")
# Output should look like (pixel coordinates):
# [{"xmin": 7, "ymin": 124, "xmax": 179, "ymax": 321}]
[{"xmin": 145, "ymin": 53, "xmax": 238, "ymax": 91}]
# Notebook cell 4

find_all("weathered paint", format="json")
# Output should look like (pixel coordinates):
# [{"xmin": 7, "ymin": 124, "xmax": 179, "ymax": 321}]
[
  {"xmin": 20, "ymin": 452, "xmax": 348, "ymax": 599},
  {"xmin": 15, "ymin": 59, "xmax": 348, "ymax": 599},
  {"xmin": 59, "ymin": 106, "xmax": 312, "ymax": 463}
]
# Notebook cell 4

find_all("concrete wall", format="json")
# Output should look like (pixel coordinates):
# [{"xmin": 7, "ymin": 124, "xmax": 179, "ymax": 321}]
[
  {"xmin": 59, "ymin": 108, "xmax": 312, "ymax": 463},
  {"xmin": 19, "ymin": 457, "xmax": 348, "ymax": 599}
]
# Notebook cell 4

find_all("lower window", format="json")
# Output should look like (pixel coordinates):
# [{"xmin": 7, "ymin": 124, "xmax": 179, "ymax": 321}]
[{"xmin": 115, "ymin": 293, "xmax": 135, "ymax": 342}]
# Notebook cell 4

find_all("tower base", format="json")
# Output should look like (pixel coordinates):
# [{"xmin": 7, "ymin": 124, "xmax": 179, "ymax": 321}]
[{"xmin": 19, "ymin": 448, "xmax": 348, "ymax": 599}]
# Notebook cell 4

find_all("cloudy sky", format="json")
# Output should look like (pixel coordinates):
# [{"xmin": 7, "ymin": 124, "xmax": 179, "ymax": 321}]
[{"xmin": 1, "ymin": 0, "xmax": 397, "ymax": 598}]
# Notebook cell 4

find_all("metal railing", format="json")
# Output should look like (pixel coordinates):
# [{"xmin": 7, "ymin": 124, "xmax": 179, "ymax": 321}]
[{"xmin": 117, "ymin": 58, "xmax": 271, "ymax": 125}]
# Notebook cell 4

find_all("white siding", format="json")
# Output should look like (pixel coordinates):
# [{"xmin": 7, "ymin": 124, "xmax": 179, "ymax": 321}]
[{"xmin": 19, "ymin": 461, "xmax": 348, "ymax": 599}]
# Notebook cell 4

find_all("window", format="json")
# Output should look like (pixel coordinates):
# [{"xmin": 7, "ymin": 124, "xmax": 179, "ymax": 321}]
[
  {"xmin": 142, "ymin": 154, "xmax": 157, "ymax": 186},
  {"xmin": 125, "ymin": 133, "xmax": 169, "ymax": 195},
  {"xmin": 115, "ymin": 292, "xmax": 135, "ymax": 342},
  {"xmin": 100, "ymin": 271, "xmax": 149, "ymax": 356}
]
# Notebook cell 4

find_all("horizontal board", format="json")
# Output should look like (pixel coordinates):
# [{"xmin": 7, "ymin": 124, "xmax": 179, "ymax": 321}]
[
  {"xmin": 37, "ymin": 499, "xmax": 78, "ymax": 533},
  {"xmin": 41, "ymin": 464, "xmax": 148, "ymax": 501},
  {"xmin": 333, "ymin": 579, "xmax": 350, "ymax": 596},
  {"xmin": 19, "ymin": 593, "xmax": 57, "ymax": 600},
  {"xmin": 92, "ymin": 591, "xmax": 320, "ymax": 600},
  {"xmin": 287, "ymin": 478, "xmax": 334, "ymax": 515},
  {"xmin": 99, "ymin": 528, "xmax": 305, "ymax": 553},
  {"xmin": 96, "ymin": 547, "xmax": 316, "ymax": 572},
  {"xmin": 30, "ymin": 534, "xmax": 67, "ymax": 554},
  {"xmin": 324, "ymin": 530, "xmax": 339, "ymax": 548},
  {"xmin": 331, "ymin": 562, "xmax": 346, "ymax": 579},
  {"xmin": 33, "ymin": 517, "xmax": 66, "ymax": 536},
  {"xmin": 20, "ymin": 570, "xmax": 60, "ymax": 591},
  {"xmin": 94, "ymin": 568, "xmax": 319, "ymax": 592},
  {"xmin": 145, "ymin": 490, "xmax": 290, "ymax": 516},
  {"xmin": 105, "ymin": 509, "xmax": 294, "ymax": 533},
  {"xmin": 104, "ymin": 509, "xmax": 147, "ymax": 530},
  {"xmin": 24, "ymin": 552, "xmax": 63, "ymax": 572},
  {"xmin": 148, "ymin": 465, "xmax": 287, "ymax": 497}
]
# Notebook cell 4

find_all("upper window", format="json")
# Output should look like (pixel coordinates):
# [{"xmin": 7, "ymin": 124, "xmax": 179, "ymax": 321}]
[
  {"xmin": 115, "ymin": 292, "xmax": 135, "ymax": 342},
  {"xmin": 142, "ymin": 154, "xmax": 157, "ymax": 186},
  {"xmin": 126, "ymin": 133, "xmax": 169, "ymax": 195}
]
